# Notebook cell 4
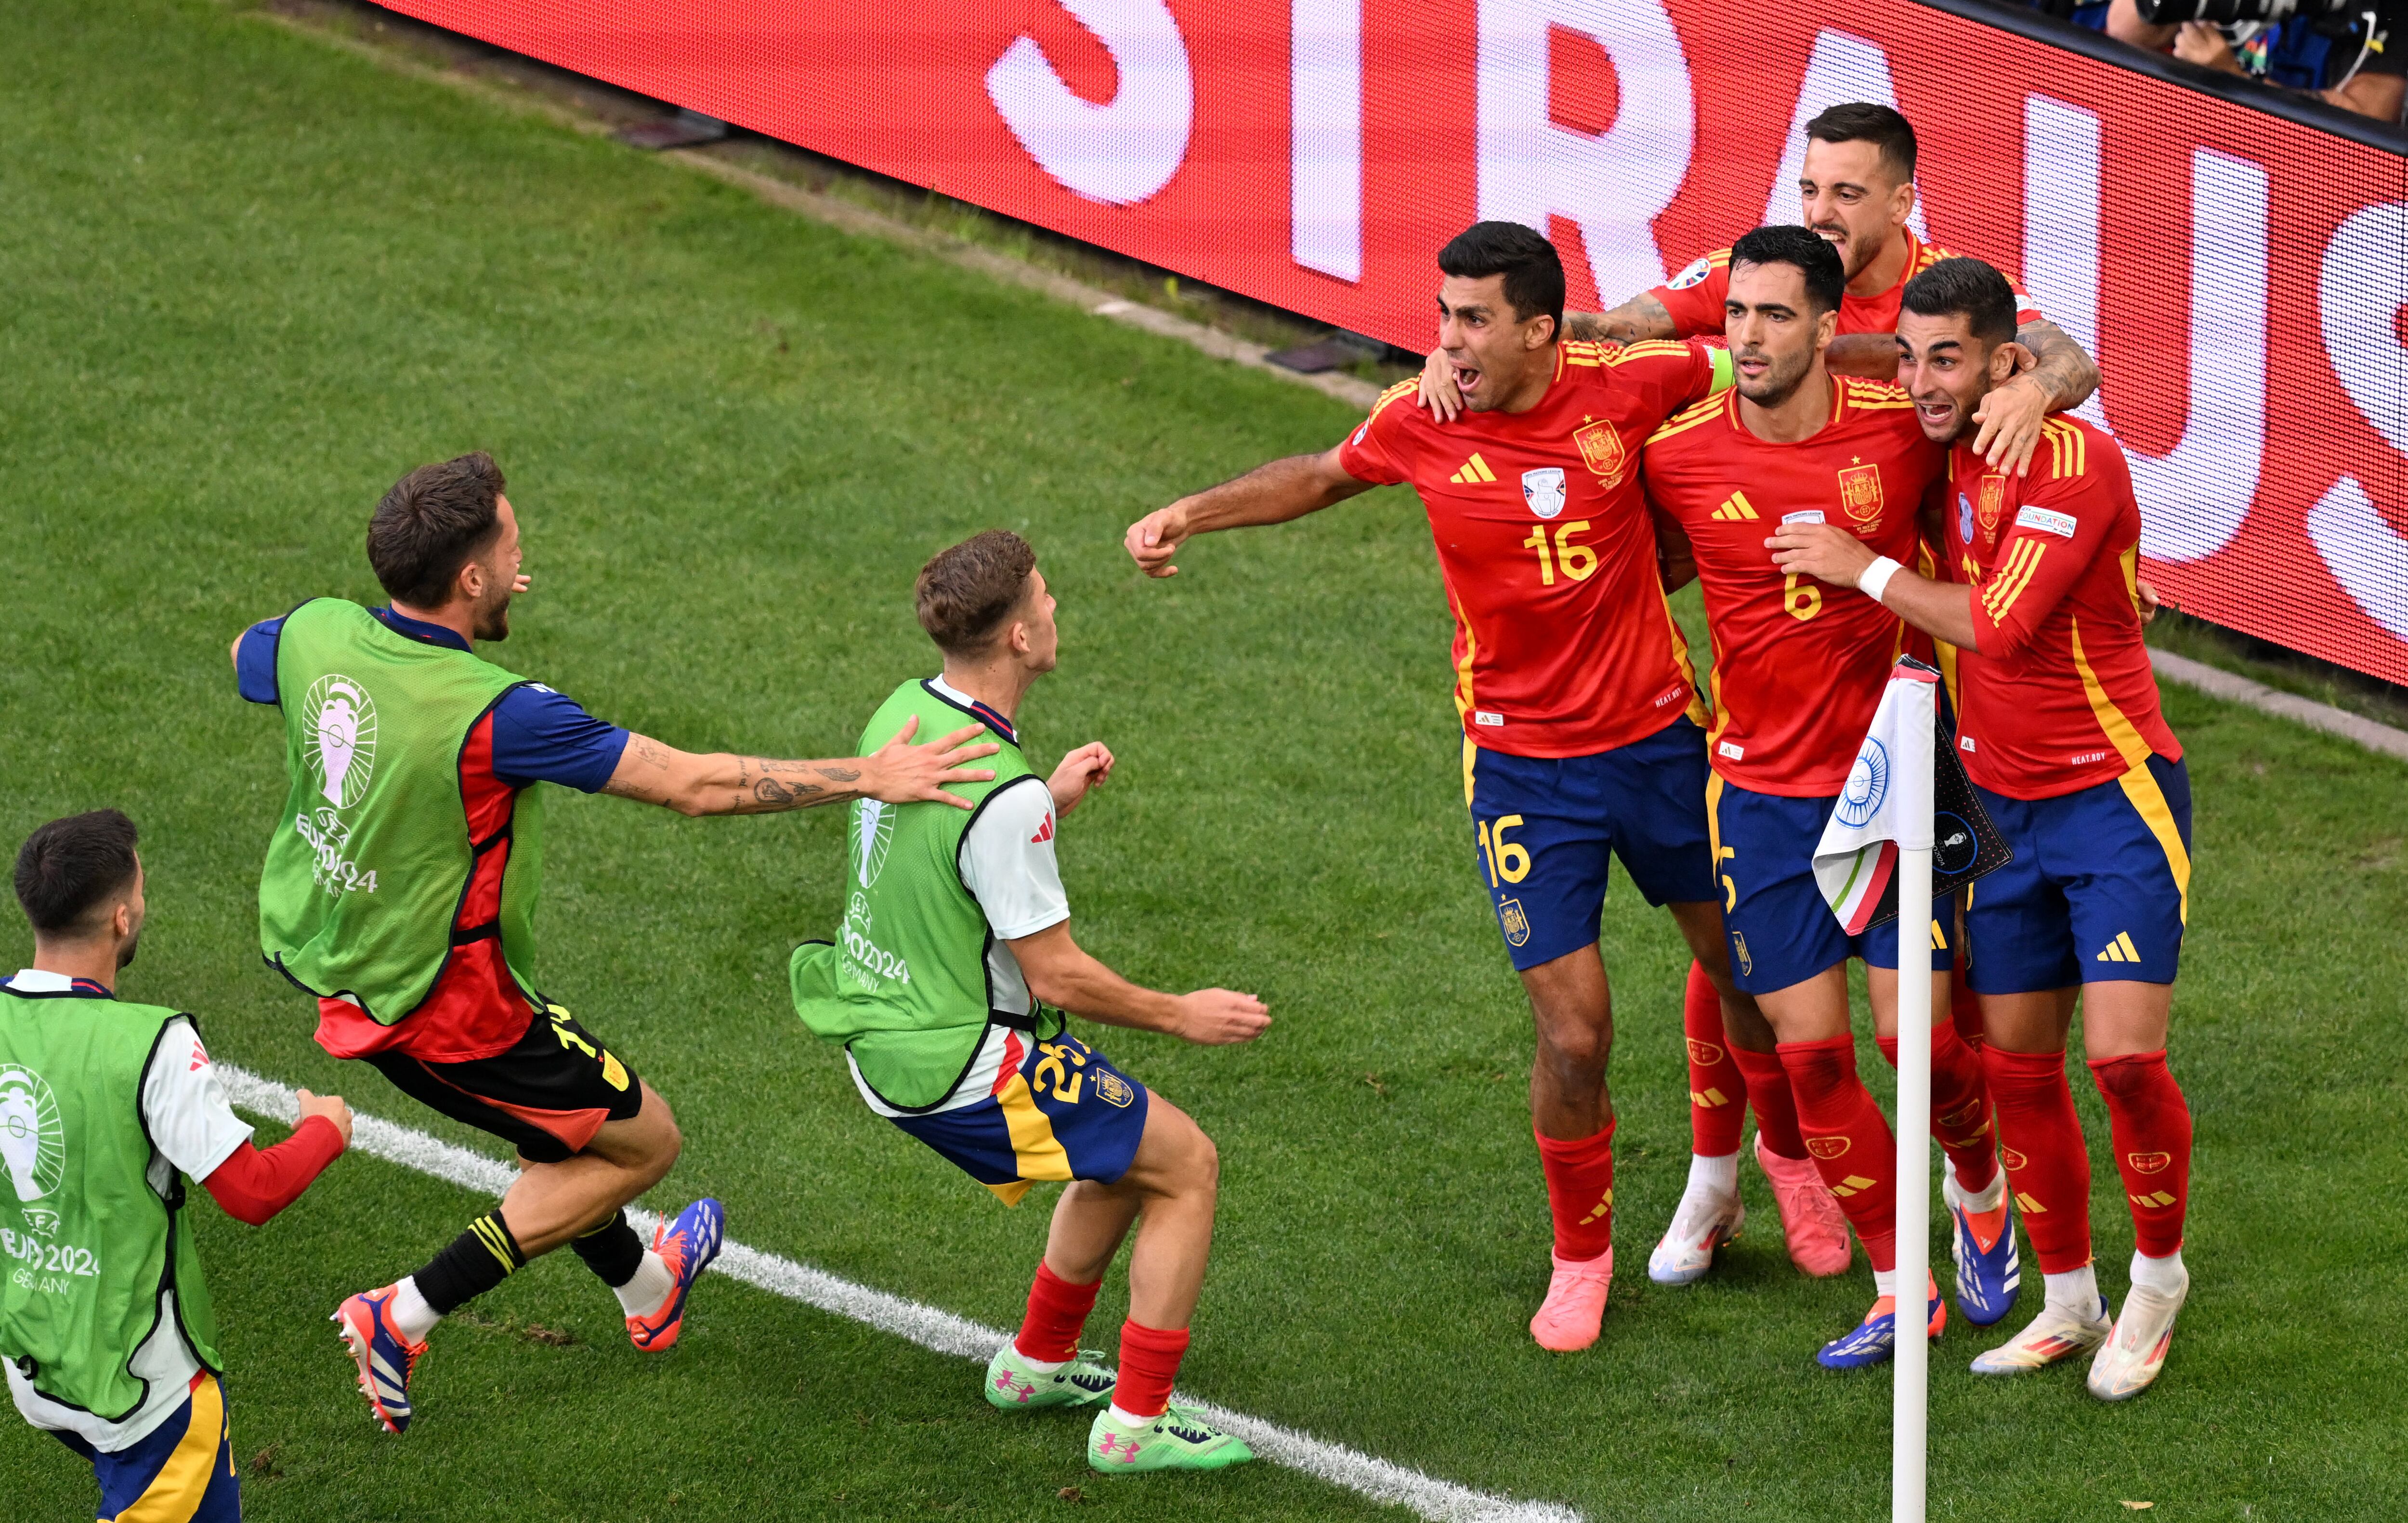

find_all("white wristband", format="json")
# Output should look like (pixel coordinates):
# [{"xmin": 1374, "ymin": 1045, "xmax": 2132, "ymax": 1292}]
[{"xmin": 1857, "ymin": 555, "xmax": 1903, "ymax": 604}]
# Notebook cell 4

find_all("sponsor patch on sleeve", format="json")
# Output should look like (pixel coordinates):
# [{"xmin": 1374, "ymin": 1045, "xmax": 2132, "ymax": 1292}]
[
  {"xmin": 1667, "ymin": 256, "xmax": 1712, "ymax": 290},
  {"xmin": 2015, "ymin": 506, "xmax": 2077, "ymax": 539}
]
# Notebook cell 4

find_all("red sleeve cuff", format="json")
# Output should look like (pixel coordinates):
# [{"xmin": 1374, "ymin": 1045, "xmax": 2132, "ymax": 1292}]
[{"xmin": 202, "ymin": 1114, "xmax": 345, "ymax": 1227}]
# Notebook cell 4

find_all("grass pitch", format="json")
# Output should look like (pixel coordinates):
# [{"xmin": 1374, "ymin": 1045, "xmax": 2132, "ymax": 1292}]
[{"xmin": 3, "ymin": 2, "xmax": 2406, "ymax": 1517}]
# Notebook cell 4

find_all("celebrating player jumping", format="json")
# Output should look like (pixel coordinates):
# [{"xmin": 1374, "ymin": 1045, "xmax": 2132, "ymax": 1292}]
[
  {"xmin": 232, "ymin": 452, "xmax": 997, "ymax": 1433},
  {"xmin": 5, "ymin": 811, "xmax": 352, "ymax": 1522},
  {"xmin": 1771, "ymin": 256, "xmax": 2196, "ymax": 1400},
  {"xmin": 791, "ymin": 530, "xmax": 1267, "ymax": 1474},
  {"xmin": 1124, "ymin": 223, "xmax": 1818, "ymax": 1352},
  {"xmin": 1641, "ymin": 227, "xmax": 2019, "ymax": 1366}
]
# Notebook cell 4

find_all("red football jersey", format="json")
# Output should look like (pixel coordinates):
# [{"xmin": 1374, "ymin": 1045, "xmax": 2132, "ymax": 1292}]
[
  {"xmin": 1339, "ymin": 340, "xmax": 1725, "ymax": 757},
  {"xmin": 1651, "ymin": 229, "xmax": 2045, "ymax": 339},
  {"xmin": 1937, "ymin": 418, "xmax": 2181, "ymax": 800},
  {"xmin": 1642, "ymin": 377, "xmax": 1947, "ymax": 795}
]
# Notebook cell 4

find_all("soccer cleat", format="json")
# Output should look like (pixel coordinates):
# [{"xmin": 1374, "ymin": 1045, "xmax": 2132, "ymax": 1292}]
[
  {"xmin": 1648, "ymin": 1181, "xmax": 1744, "ymax": 1286},
  {"xmin": 1087, "ymin": 1404, "xmax": 1255, "ymax": 1473},
  {"xmin": 1969, "ymin": 1295, "xmax": 2112, "ymax": 1375},
  {"xmin": 333, "ymin": 1286, "xmax": 428, "ymax": 1435},
  {"xmin": 1944, "ymin": 1171, "xmax": 2023, "ymax": 1327},
  {"xmin": 985, "ymin": 1343, "xmax": 1115, "ymax": 1410},
  {"xmin": 628, "ymin": 1197, "xmax": 726, "ymax": 1352},
  {"xmin": 2087, "ymin": 1280, "xmax": 2186, "ymax": 1400},
  {"xmin": 1529, "ymin": 1247, "xmax": 1613, "ymax": 1352},
  {"xmin": 1817, "ymin": 1272, "xmax": 1945, "ymax": 1370},
  {"xmin": 1756, "ymin": 1133, "xmax": 1852, "ymax": 1277}
]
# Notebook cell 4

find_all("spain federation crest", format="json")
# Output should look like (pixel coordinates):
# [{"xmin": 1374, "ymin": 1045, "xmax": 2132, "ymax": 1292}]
[
  {"xmin": 1497, "ymin": 898, "xmax": 1531, "ymax": 948},
  {"xmin": 1572, "ymin": 419, "xmax": 1626, "ymax": 485},
  {"xmin": 1521, "ymin": 467, "xmax": 1566, "ymax": 520},
  {"xmin": 1976, "ymin": 474, "xmax": 2008, "ymax": 543},
  {"xmin": 1837, "ymin": 462, "xmax": 1884, "ymax": 527}
]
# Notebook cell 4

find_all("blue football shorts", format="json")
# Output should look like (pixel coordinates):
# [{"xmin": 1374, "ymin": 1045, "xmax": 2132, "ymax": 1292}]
[
  {"xmin": 1463, "ymin": 716, "xmax": 1718, "ymax": 972},
  {"xmin": 887, "ymin": 1030, "xmax": 1151, "ymax": 1207},
  {"xmin": 1965, "ymin": 754, "xmax": 2192, "ymax": 994},
  {"xmin": 49, "ymin": 1371, "xmax": 240, "ymax": 1523}
]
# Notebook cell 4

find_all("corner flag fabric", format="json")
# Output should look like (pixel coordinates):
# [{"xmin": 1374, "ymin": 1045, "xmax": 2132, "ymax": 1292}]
[{"xmin": 1814, "ymin": 658, "xmax": 2011, "ymax": 932}]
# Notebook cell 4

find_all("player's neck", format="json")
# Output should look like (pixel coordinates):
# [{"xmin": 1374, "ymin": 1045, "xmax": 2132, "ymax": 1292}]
[
  {"xmin": 939, "ymin": 658, "xmax": 1038, "ymax": 727},
  {"xmin": 1489, "ymin": 350, "xmax": 1556, "ymax": 415},
  {"xmin": 389, "ymin": 597, "xmax": 478, "ymax": 647},
  {"xmin": 27, "ymin": 938, "xmax": 119, "ymax": 993},
  {"xmin": 1847, "ymin": 225, "xmax": 1914, "ymax": 299},
  {"xmin": 1736, "ymin": 367, "xmax": 1834, "ymax": 443}
]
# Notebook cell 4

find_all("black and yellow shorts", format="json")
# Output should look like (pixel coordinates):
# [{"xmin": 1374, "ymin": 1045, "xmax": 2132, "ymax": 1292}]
[{"xmin": 365, "ymin": 1003, "xmax": 642, "ymax": 1163}]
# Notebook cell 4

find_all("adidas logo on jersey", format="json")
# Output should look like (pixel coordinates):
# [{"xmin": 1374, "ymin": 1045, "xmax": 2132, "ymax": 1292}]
[
  {"xmin": 1030, "ymin": 814, "xmax": 1055, "ymax": 844},
  {"xmin": 1449, "ymin": 453, "xmax": 1497, "ymax": 484},
  {"xmin": 2096, "ymin": 931, "xmax": 2142, "ymax": 964},
  {"xmin": 1711, "ymin": 491, "xmax": 1759, "ymax": 521}
]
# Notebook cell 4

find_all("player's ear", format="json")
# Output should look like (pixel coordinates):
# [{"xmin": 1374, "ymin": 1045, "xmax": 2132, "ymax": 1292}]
[
  {"xmin": 1990, "ymin": 341, "xmax": 2033, "ymax": 384},
  {"xmin": 1894, "ymin": 177, "xmax": 1917, "ymax": 225},
  {"xmin": 1528, "ymin": 313, "xmax": 1556, "ymax": 351}
]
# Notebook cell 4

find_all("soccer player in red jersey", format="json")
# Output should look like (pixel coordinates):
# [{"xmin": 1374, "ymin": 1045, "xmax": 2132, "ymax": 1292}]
[
  {"xmin": 1771, "ymin": 255, "xmax": 2195, "ymax": 1401},
  {"xmin": 1642, "ymin": 227, "xmax": 2016, "ymax": 1367},
  {"xmin": 1421, "ymin": 105, "xmax": 2097, "ymax": 477},
  {"xmin": 1125, "ymin": 223, "xmax": 1748, "ymax": 1352}
]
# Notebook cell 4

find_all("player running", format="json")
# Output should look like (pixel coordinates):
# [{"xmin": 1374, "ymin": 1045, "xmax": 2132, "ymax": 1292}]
[
  {"xmin": 5, "ymin": 810, "xmax": 352, "ymax": 1522},
  {"xmin": 1125, "ymin": 223, "xmax": 1814, "ymax": 1352},
  {"xmin": 1422, "ymin": 104, "xmax": 2097, "ymax": 475},
  {"xmin": 792, "ymin": 531, "xmax": 1266, "ymax": 1474},
  {"xmin": 1640, "ymin": 228, "xmax": 2018, "ymax": 1366},
  {"xmin": 1771, "ymin": 256, "xmax": 2196, "ymax": 1400},
  {"xmin": 231, "ymin": 452, "xmax": 996, "ymax": 1433}
]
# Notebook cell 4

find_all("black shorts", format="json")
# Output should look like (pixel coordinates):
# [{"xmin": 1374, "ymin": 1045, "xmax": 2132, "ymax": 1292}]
[{"xmin": 364, "ymin": 1003, "xmax": 643, "ymax": 1164}]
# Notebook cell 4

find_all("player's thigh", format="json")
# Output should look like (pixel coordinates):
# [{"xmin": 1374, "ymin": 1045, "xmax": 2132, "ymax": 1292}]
[
  {"xmin": 1709, "ymin": 779, "xmax": 1852, "ymax": 999},
  {"xmin": 1858, "ymin": 894, "xmax": 1962, "ymax": 1040},
  {"xmin": 1465, "ymin": 742, "xmax": 1613, "ymax": 971},
  {"xmin": 2056, "ymin": 756, "xmax": 2192, "ymax": 987},
  {"xmin": 1963, "ymin": 785, "xmax": 2081, "ymax": 996},
  {"xmin": 1596, "ymin": 716, "xmax": 1720, "ymax": 909},
  {"xmin": 90, "ymin": 1373, "xmax": 240, "ymax": 1523},
  {"xmin": 1115, "ymin": 1093, "xmax": 1218, "ymax": 1200}
]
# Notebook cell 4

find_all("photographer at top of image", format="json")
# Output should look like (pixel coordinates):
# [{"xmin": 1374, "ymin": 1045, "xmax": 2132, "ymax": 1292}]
[{"xmin": 2108, "ymin": 0, "xmax": 2406, "ymax": 123}]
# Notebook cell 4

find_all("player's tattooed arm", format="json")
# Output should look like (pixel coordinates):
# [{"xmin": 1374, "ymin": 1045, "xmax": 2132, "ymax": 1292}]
[
  {"xmin": 601, "ymin": 718, "xmax": 998, "ymax": 816},
  {"xmin": 1126, "ymin": 448, "xmax": 1371, "ymax": 578},
  {"xmin": 1971, "ymin": 320, "xmax": 2101, "ymax": 476},
  {"xmin": 1008, "ymin": 921, "xmax": 1270, "ymax": 1045}
]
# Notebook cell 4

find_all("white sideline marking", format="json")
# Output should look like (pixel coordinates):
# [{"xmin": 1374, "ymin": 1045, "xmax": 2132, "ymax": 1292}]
[{"xmin": 218, "ymin": 1064, "xmax": 1577, "ymax": 1523}]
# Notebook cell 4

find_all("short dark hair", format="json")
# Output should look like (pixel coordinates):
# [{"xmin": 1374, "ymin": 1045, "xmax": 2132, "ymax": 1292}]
[
  {"xmin": 14, "ymin": 810, "xmax": 139, "ymax": 936},
  {"xmin": 368, "ymin": 452, "xmax": 507, "ymax": 607},
  {"xmin": 1438, "ymin": 222, "xmax": 1566, "ymax": 340},
  {"xmin": 1900, "ymin": 257, "xmax": 2020, "ymax": 347},
  {"xmin": 1804, "ymin": 103, "xmax": 1917, "ymax": 184},
  {"xmin": 916, "ymin": 530, "xmax": 1037, "ymax": 656},
  {"xmin": 1729, "ymin": 224, "xmax": 1846, "ymax": 317}
]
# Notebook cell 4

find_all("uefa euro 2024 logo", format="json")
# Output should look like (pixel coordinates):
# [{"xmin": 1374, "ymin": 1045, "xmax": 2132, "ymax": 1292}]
[
  {"xmin": 853, "ymin": 799, "xmax": 895, "ymax": 889},
  {"xmin": 1837, "ymin": 738, "xmax": 1889, "ymax": 829},
  {"xmin": 303, "ymin": 675, "xmax": 377, "ymax": 809},
  {"xmin": 0, "ymin": 1064, "xmax": 65, "ymax": 1217}
]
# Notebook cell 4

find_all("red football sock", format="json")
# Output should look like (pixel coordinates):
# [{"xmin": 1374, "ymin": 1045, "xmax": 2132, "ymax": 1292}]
[
  {"xmin": 1535, "ymin": 1120, "xmax": 1617, "ymax": 1262},
  {"xmin": 2089, "ymin": 1050, "xmax": 2192, "ymax": 1258},
  {"xmin": 1949, "ymin": 976, "xmax": 1986, "ymax": 1050},
  {"xmin": 1982, "ymin": 1046, "xmax": 2094, "ymax": 1274},
  {"xmin": 1875, "ymin": 1024, "xmax": 1999, "ymax": 1195},
  {"xmin": 1728, "ymin": 1043, "xmax": 1807, "ymax": 1159},
  {"xmin": 1683, "ymin": 961, "xmax": 1746, "ymax": 1157},
  {"xmin": 1015, "ymin": 1261, "xmax": 1102, "ymax": 1364},
  {"xmin": 1777, "ymin": 1036, "xmax": 1898, "ymax": 1271},
  {"xmin": 1109, "ymin": 1319, "xmax": 1191, "ymax": 1419}
]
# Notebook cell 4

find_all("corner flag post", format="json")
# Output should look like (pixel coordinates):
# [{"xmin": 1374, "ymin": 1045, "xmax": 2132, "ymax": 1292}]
[{"xmin": 1891, "ymin": 675, "xmax": 1937, "ymax": 1523}]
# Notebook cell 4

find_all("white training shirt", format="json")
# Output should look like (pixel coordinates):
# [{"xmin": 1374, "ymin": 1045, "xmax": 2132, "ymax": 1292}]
[
  {"xmin": 847, "ymin": 679, "xmax": 1072, "ymax": 1117},
  {"xmin": 4, "ymin": 970, "xmax": 253, "ymax": 1452}
]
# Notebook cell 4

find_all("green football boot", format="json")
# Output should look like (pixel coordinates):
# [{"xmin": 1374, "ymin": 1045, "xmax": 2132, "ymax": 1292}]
[
  {"xmin": 984, "ymin": 1343, "xmax": 1115, "ymax": 1411},
  {"xmin": 1086, "ymin": 1404, "xmax": 1256, "ymax": 1473}
]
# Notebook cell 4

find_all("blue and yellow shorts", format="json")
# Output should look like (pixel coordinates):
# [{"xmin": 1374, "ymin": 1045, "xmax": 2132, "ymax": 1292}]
[
  {"xmin": 888, "ymin": 1031, "xmax": 1151, "ymax": 1206},
  {"xmin": 1464, "ymin": 717, "xmax": 1718, "ymax": 972},
  {"xmin": 1965, "ymin": 755, "xmax": 2192, "ymax": 994},
  {"xmin": 50, "ymin": 1371, "xmax": 239, "ymax": 1523}
]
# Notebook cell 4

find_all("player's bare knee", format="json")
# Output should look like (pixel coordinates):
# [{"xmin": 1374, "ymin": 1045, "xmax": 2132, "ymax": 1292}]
[{"xmin": 1535, "ymin": 1020, "xmax": 1610, "ymax": 1077}]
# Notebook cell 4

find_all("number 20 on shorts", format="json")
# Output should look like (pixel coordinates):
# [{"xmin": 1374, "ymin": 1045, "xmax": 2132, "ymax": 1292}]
[{"xmin": 1479, "ymin": 814, "xmax": 1531, "ymax": 886}]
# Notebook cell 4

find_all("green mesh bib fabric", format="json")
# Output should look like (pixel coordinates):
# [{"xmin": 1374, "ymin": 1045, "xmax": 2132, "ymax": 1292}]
[
  {"xmin": 258, "ymin": 599, "xmax": 542, "ymax": 1024},
  {"xmin": 791, "ymin": 679, "xmax": 1045, "ymax": 1109},
  {"xmin": 0, "ymin": 990, "xmax": 219, "ymax": 1419}
]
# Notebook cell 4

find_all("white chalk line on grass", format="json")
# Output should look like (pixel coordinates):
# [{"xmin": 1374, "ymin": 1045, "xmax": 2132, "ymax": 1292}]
[{"xmin": 218, "ymin": 1064, "xmax": 1577, "ymax": 1523}]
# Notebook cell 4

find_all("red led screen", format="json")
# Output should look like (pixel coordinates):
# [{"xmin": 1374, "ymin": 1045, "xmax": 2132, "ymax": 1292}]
[{"xmin": 381, "ymin": 0, "xmax": 2408, "ymax": 685}]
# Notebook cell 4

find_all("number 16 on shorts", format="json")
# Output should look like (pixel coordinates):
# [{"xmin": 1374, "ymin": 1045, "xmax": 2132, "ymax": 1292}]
[{"xmin": 1478, "ymin": 814, "xmax": 1533, "ymax": 948}]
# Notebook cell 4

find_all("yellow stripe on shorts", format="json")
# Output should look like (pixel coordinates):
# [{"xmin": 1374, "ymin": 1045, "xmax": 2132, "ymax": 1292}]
[
  {"xmin": 112, "ymin": 1373, "xmax": 225, "ymax": 1523},
  {"xmin": 983, "ymin": 1071, "xmax": 1072, "ymax": 1207}
]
